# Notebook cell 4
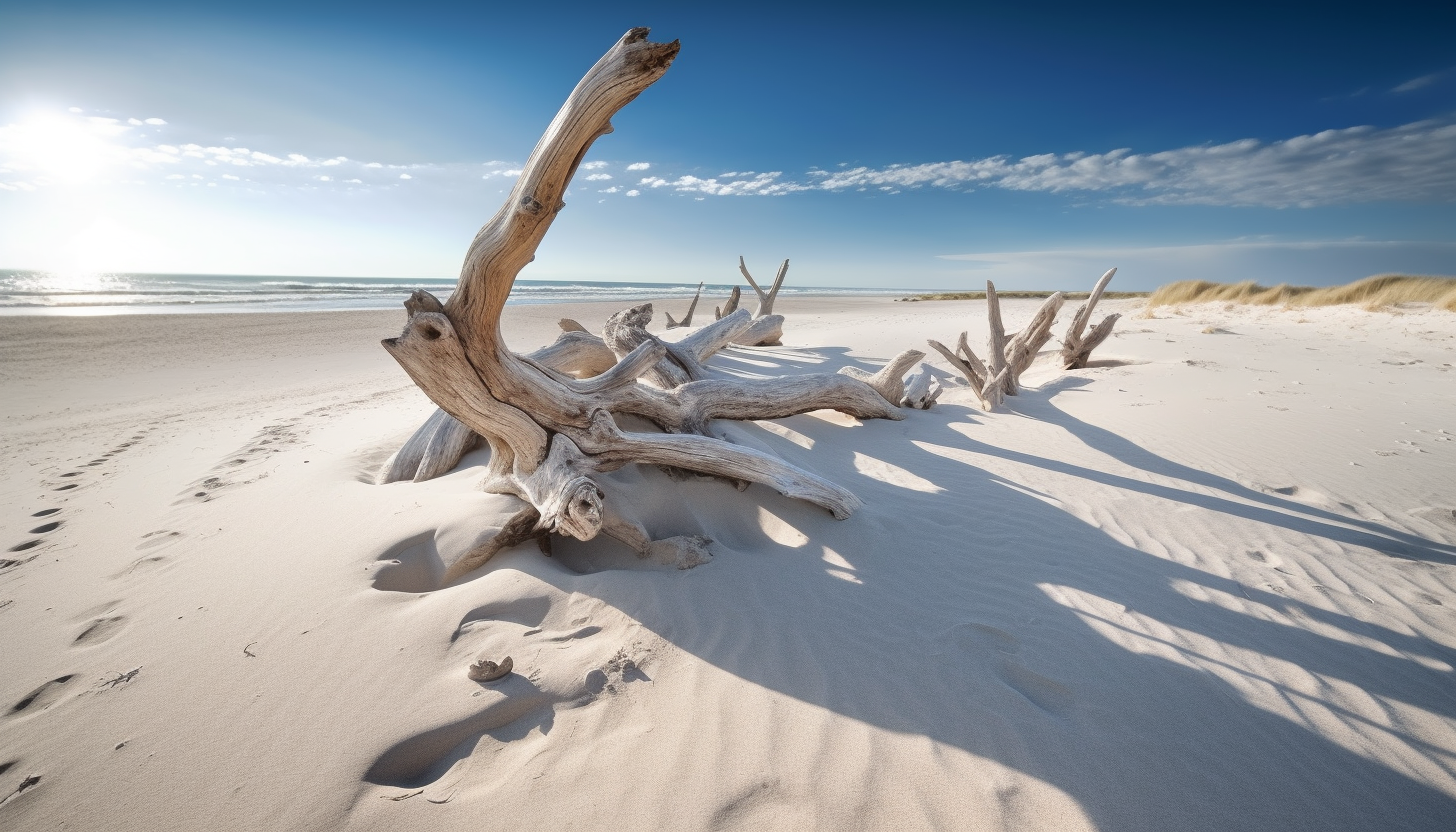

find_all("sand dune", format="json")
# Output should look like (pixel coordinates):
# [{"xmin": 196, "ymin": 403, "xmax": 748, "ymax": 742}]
[
  {"xmin": 1148, "ymin": 273, "xmax": 1456, "ymax": 311},
  {"xmin": 2, "ymin": 296, "xmax": 1455, "ymax": 830}
]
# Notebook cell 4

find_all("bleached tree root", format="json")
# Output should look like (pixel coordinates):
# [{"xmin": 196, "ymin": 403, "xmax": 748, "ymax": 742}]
[
  {"xmin": 378, "ymin": 29, "xmax": 928, "ymax": 575},
  {"xmin": 926, "ymin": 282, "xmax": 1064, "ymax": 410},
  {"xmin": 1062, "ymin": 268, "xmax": 1121, "ymax": 369}
]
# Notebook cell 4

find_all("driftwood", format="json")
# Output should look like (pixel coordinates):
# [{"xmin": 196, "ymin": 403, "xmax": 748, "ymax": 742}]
[
  {"xmin": 664, "ymin": 282, "xmax": 703, "ymax": 328},
  {"xmin": 927, "ymin": 281, "xmax": 1063, "ymax": 410},
  {"xmin": 733, "ymin": 257, "xmax": 789, "ymax": 346},
  {"xmin": 1062, "ymin": 268, "xmax": 1121, "ymax": 369},
  {"xmin": 714, "ymin": 286, "xmax": 741, "ymax": 320},
  {"xmin": 379, "ymin": 29, "xmax": 922, "ymax": 578},
  {"xmin": 898, "ymin": 366, "xmax": 943, "ymax": 410}
]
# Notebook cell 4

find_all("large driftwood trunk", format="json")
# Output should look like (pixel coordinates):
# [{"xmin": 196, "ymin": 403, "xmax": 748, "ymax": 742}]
[{"xmin": 380, "ymin": 29, "xmax": 921, "ymax": 575}]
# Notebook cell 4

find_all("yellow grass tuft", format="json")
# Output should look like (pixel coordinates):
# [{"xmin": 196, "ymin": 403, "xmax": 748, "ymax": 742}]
[{"xmin": 1147, "ymin": 274, "xmax": 1456, "ymax": 312}]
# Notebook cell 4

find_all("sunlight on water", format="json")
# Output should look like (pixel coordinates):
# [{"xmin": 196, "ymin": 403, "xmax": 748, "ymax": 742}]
[{"xmin": 0, "ymin": 270, "xmax": 903, "ymax": 316}]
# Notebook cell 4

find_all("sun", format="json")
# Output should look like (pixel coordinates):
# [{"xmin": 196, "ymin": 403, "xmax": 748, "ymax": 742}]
[{"xmin": 0, "ymin": 111, "xmax": 123, "ymax": 184}]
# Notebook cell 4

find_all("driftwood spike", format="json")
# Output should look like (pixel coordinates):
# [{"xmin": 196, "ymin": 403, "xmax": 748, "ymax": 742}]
[
  {"xmin": 738, "ymin": 257, "xmax": 789, "ymax": 317},
  {"xmin": 1062, "ymin": 268, "xmax": 1120, "ymax": 369},
  {"xmin": 665, "ymin": 282, "xmax": 704, "ymax": 329},
  {"xmin": 925, "ymin": 284, "xmax": 1067, "ymax": 410},
  {"xmin": 714, "ymin": 286, "xmax": 741, "ymax": 320}
]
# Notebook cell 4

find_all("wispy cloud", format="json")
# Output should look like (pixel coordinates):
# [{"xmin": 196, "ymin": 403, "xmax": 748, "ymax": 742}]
[
  {"xmin": 932, "ymin": 239, "xmax": 1456, "ymax": 288},
  {"xmin": 5, "ymin": 109, "xmax": 1453, "ymax": 208},
  {"xmin": 805, "ymin": 120, "xmax": 1456, "ymax": 207},
  {"xmin": 1392, "ymin": 69, "xmax": 1448, "ymax": 93}
]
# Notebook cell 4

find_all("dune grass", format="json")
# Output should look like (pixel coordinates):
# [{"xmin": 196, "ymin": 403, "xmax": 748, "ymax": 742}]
[{"xmin": 1147, "ymin": 274, "xmax": 1456, "ymax": 312}]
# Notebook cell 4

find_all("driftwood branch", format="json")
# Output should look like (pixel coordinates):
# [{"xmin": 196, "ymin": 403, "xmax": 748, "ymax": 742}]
[
  {"xmin": 926, "ymin": 281, "xmax": 1063, "ymax": 410},
  {"xmin": 738, "ymin": 257, "xmax": 788, "ymax": 317},
  {"xmin": 1062, "ymin": 267, "xmax": 1120, "ymax": 369},
  {"xmin": 665, "ymin": 282, "xmax": 703, "ymax": 329},
  {"xmin": 714, "ymin": 286, "xmax": 741, "ymax": 320}
]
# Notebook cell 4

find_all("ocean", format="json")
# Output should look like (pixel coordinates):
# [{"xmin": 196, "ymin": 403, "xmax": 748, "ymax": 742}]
[{"xmin": 0, "ymin": 271, "xmax": 903, "ymax": 315}]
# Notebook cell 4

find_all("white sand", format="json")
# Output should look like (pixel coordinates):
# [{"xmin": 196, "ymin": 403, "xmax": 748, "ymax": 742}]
[{"xmin": 2, "ymin": 296, "xmax": 1455, "ymax": 830}]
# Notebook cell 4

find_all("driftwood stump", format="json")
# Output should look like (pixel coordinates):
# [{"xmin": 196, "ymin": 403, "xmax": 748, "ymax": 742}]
[
  {"xmin": 733, "ymin": 256, "xmax": 788, "ymax": 346},
  {"xmin": 378, "ymin": 29, "xmax": 922, "ymax": 575},
  {"xmin": 1062, "ymin": 268, "xmax": 1121, "ymax": 369},
  {"xmin": 928, "ymin": 281, "xmax": 1064, "ymax": 410},
  {"xmin": 664, "ymin": 282, "xmax": 704, "ymax": 329}
]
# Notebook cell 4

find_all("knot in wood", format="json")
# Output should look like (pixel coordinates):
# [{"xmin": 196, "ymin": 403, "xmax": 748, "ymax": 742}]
[
  {"xmin": 407, "ymin": 312, "xmax": 454, "ymax": 343},
  {"xmin": 519, "ymin": 195, "xmax": 543, "ymax": 215},
  {"xmin": 546, "ymin": 477, "xmax": 605, "ymax": 541}
]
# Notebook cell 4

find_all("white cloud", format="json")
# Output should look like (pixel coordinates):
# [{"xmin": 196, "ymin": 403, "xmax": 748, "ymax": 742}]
[
  {"xmin": 144, "ymin": 118, "xmax": 166, "ymax": 125},
  {"xmin": 625, "ymin": 189, "xmax": 640, "ymax": 197},
  {"xmin": 626, "ymin": 162, "xmax": 650, "ymax": 170},
  {"xmin": 222, "ymin": 174, "xmax": 239, "ymax": 180},
  {"xmin": 1392, "ymin": 71, "xmax": 1445, "ymax": 93},
  {"xmin": 600, "ymin": 186, "xmax": 620, "ymax": 193},
  {"xmin": 585, "ymin": 173, "xmax": 612, "ymax": 180},
  {"xmin": 399, "ymin": 173, "xmax": 412, "ymax": 179},
  {"xmin": 801, "ymin": 118, "xmax": 1456, "ymax": 207},
  {"xmin": 581, "ymin": 160, "xmax": 608, "ymax": 170}
]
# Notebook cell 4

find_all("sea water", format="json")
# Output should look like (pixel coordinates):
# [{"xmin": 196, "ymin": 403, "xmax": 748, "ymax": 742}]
[{"xmin": 0, "ymin": 271, "xmax": 900, "ymax": 315}]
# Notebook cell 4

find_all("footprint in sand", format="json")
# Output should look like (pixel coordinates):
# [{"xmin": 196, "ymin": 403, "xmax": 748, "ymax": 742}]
[
  {"xmin": 73, "ymin": 616, "xmax": 128, "ymax": 647},
  {"xmin": 136, "ymin": 531, "xmax": 183, "ymax": 551},
  {"xmin": 7, "ymin": 675, "xmax": 77, "ymax": 719},
  {"xmin": 28, "ymin": 521, "xmax": 61, "ymax": 534},
  {"xmin": 113, "ymin": 555, "xmax": 170, "ymax": 579},
  {"xmin": 31, "ymin": 509, "xmax": 60, "ymax": 518},
  {"xmin": 936, "ymin": 622, "xmax": 1075, "ymax": 718},
  {"xmin": 6, "ymin": 540, "xmax": 43, "ymax": 553}
]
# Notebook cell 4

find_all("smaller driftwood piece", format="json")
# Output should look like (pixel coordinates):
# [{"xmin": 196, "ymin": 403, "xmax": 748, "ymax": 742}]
[
  {"xmin": 733, "ymin": 256, "xmax": 789, "ymax": 346},
  {"xmin": 664, "ymin": 282, "xmax": 703, "ymax": 329},
  {"xmin": 926, "ymin": 268, "xmax": 1121, "ymax": 409},
  {"xmin": 927, "ymin": 281, "xmax": 1064, "ymax": 410},
  {"xmin": 714, "ymin": 286, "xmax": 741, "ymax": 320},
  {"xmin": 1061, "ymin": 268, "xmax": 1121, "ymax": 370}
]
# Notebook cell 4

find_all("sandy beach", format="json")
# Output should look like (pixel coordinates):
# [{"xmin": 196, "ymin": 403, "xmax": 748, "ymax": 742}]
[{"xmin": 3, "ymin": 295, "xmax": 1455, "ymax": 830}]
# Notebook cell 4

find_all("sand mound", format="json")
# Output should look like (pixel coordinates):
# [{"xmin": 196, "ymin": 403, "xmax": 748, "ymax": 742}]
[{"xmin": 1148, "ymin": 274, "xmax": 1456, "ymax": 311}]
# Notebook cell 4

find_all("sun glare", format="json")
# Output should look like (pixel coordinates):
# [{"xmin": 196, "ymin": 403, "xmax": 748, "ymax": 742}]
[{"xmin": 2, "ymin": 112, "xmax": 122, "ymax": 183}]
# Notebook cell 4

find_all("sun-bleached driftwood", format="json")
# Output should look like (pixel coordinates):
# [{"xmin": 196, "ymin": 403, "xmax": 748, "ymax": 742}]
[
  {"xmin": 733, "ymin": 257, "xmax": 790, "ymax": 345},
  {"xmin": 739, "ymin": 257, "xmax": 788, "ymax": 316},
  {"xmin": 1062, "ymin": 267, "xmax": 1120, "ymax": 369},
  {"xmin": 899, "ymin": 366, "xmax": 942, "ymax": 410},
  {"xmin": 380, "ymin": 29, "xmax": 922, "ymax": 572},
  {"xmin": 714, "ymin": 286, "xmax": 741, "ymax": 320},
  {"xmin": 664, "ymin": 282, "xmax": 703, "ymax": 329},
  {"xmin": 926, "ymin": 280, "xmax": 1062, "ymax": 410}
]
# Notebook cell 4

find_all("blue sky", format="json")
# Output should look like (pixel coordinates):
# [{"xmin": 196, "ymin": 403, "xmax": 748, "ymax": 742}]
[{"xmin": 1, "ymin": 1, "xmax": 1453, "ymax": 290}]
